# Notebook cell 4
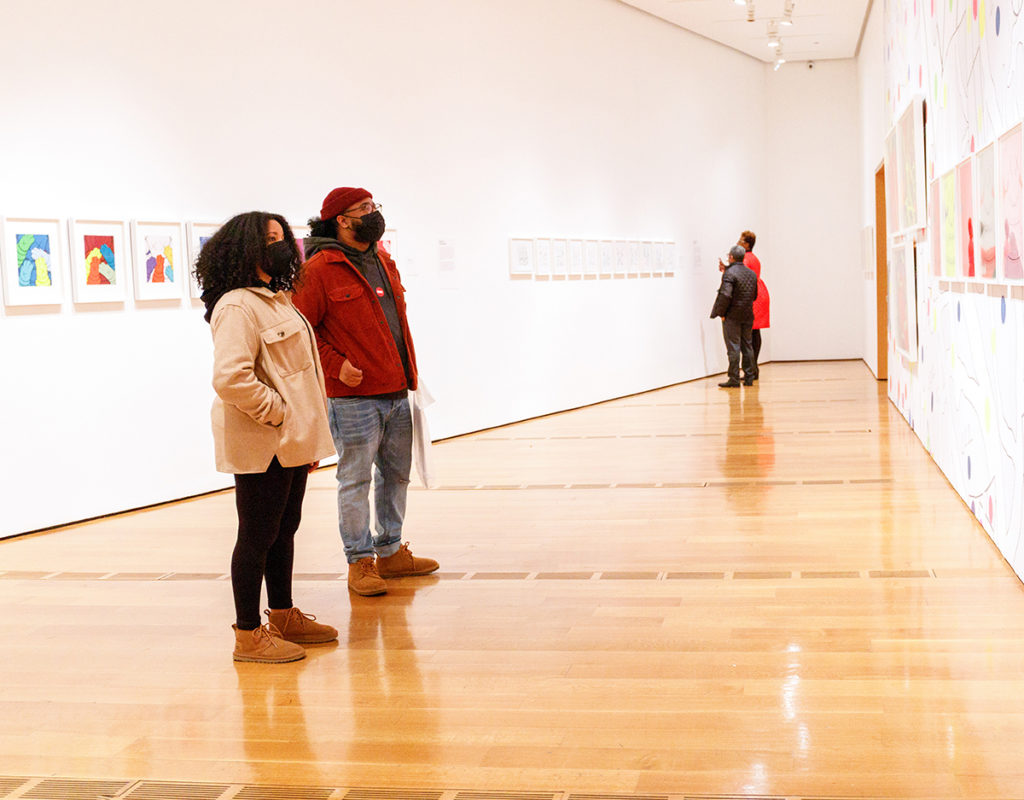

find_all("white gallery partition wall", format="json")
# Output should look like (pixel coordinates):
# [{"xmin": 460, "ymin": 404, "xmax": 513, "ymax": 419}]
[{"xmin": 0, "ymin": 0, "xmax": 865, "ymax": 538}]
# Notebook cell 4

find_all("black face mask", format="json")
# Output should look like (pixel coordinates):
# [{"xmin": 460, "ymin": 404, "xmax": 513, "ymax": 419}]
[
  {"xmin": 264, "ymin": 240, "xmax": 294, "ymax": 278},
  {"xmin": 352, "ymin": 210, "xmax": 386, "ymax": 244}
]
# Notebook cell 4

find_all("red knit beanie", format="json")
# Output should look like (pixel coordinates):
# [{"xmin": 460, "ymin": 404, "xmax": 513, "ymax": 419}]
[{"xmin": 320, "ymin": 187, "xmax": 372, "ymax": 221}]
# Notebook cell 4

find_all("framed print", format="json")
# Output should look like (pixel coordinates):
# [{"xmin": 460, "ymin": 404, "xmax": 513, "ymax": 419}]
[
  {"xmin": 508, "ymin": 237, "xmax": 534, "ymax": 278},
  {"xmin": 640, "ymin": 241, "xmax": 653, "ymax": 276},
  {"xmin": 889, "ymin": 238, "xmax": 917, "ymax": 361},
  {"xmin": 652, "ymin": 241, "xmax": 665, "ymax": 277},
  {"xmin": 896, "ymin": 97, "xmax": 926, "ymax": 232},
  {"xmin": 294, "ymin": 224, "xmax": 312, "ymax": 261},
  {"xmin": 862, "ymin": 226, "xmax": 876, "ymax": 280},
  {"xmin": 928, "ymin": 179, "xmax": 941, "ymax": 277},
  {"xmin": 628, "ymin": 241, "xmax": 641, "ymax": 276},
  {"xmin": 614, "ymin": 240, "xmax": 629, "ymax": 277},
  {"xmin": 599, "ymin": 240, "xmax": 613, "ymax": 276},
  {"xmin": 68, "ymin": 218, "xmax": 128, "ymax": 303},
  {"xmin": 568, "ymin": 239, "xmax": 585, "ymax": 277},
  {"xmin": 883, "ymin": 128, "xmax": 901, "ymax": 237},
  {"xmin": 975, "ymin": 142, "xmax": 997, "ymax": 278},
  {"xmin": 997, "ymin": 123, "xmax": 1023, "ymax": 280},
  {"xmin": 664, "ymin": 241, "xmax": 676, "ymax": 275},
  {"xmin": 939, "ymin": 170, "xmax": 957, "ymax": 278},
  {"xmin": 551, "ymin": 238, "xmax": 568, "ymax": 278},
  {"xmin": 187, "ymin": 221, "xmax": 221, "ymax": 299},
  {"xmin": 955, "ymin": 156, "xmax": 975, "ymax": 278},
  {"xmin": 1, "ymin": 217, "xmax": 65, "ymax": 306},
  {"xmin": 533, "ymin": 237, "xmax": 552, "ymax": 277},
  {"xmin": 131, "ymin": 220, "xmax": 185, "ymax": 301},
  {"xmin": 585, "ymin": 240, "xmax": 600, "ymax": 277}
]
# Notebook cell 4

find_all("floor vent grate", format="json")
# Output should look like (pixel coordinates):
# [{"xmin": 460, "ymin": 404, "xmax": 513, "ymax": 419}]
[
  {"xmin": 567, "ymin": 794, "xmax": 668, "ymax": 800},
  {"xmin": 0, "ymin": 778, "xmax": 28, "ymax": 798},
  {"xmin": 22, "ymin": 779, "xmax": 134, "ymax": 799},
  {"xmin": 124, "ymin": 781, "xmax": 229, "ymax": 799},
  {"xmin": 235, "ymin": 786, "xmax": 336, "ymax": 800},
  {"xmin": 344, "ymin": 791, "xmax": 443, "ymax": 800},
  {"xmin": 454, "ymin": 793, "xmax": 558, "ymax": 800}
]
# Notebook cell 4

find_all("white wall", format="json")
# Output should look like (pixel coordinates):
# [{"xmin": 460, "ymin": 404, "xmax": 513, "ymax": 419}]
[
  {"xmin": 858, "ymin": 1, "xmax": 886, "ymax": 377},
  {"xmin": 1, "ymin": 0, "xmax": 783, "ymax": 537},
  {"xmin": 0, "ymin": 1, "xmax": 872, "ymax": 538},
  {"xmin": 763, "ymin": 58, "xmax": 865, "ymax": 361}
]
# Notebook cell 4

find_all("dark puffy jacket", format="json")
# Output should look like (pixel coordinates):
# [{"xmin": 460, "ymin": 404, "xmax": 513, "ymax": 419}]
[{"xmin": 710, "ymin": 261, "xmax": 758, "ymax": 322}]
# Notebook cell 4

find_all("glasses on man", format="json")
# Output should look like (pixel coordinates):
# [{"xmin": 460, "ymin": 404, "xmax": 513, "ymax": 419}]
[{"xmin": 343, "ymin": 202, "xmax": 382, "ymax": 217}]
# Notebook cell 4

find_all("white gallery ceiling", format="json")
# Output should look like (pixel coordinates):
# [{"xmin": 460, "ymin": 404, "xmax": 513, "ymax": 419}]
[{"xmin": 617, "ymin": 0, "xmax": 874, "ymax": 64}]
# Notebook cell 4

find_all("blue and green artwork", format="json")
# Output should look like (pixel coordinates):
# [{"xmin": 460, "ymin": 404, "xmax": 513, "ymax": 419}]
[{"xmin": 15, "ymin": 233, "xmax": 52, "ymax": 287}]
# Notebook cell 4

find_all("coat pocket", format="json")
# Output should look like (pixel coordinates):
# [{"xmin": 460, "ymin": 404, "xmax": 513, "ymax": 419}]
[
  {"xmin": 260, "ymin": 318, "xmax": 312, "ymax": 377},
  {"xmin": 328, "ymin": 285, "xmax": 365, "ymax": 303}
]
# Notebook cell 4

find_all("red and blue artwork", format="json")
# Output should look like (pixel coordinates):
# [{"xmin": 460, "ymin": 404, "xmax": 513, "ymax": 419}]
[
  {"xmin": 15, "ymin": 233, "xmax": 52, "ymax": 287},
  {"xmin": 84, "ymin": 235, "xmax": 115, "ymax": 285}
]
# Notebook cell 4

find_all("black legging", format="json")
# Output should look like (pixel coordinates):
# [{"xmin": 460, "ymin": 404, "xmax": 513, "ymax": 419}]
[
  {"xmin": 752, "ymin": 329, "xmax": 763, "ymax": 367},
  {"xmin": 232, "ymin": 457, "xmax": 308, "ymax": 630}
]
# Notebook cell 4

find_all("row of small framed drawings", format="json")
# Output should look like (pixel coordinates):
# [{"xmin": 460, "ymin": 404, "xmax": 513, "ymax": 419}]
[
  {"xmin": 509, "ymin": 237, "xmax": 676, "ymax": 279},
  {"xmin": 0, "ymin": 217, "xmax": 317, "ymax": 309},
  {"xmin": 927, "ymin": 122, "xmax": 1024, "ymax": 283}
]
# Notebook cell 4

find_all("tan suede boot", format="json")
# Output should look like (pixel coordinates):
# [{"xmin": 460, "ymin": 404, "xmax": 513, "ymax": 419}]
[
  {"xmin": 265, "ymin": 607, "xmax": 338, "ymax": 644},
  {"xmin": 348, "ymin": 557, "xmax": 387, "ymax": 596},
  {"xmin": 376, "ymin": 542, "xmax": 439, "ymax": 578},
  {"xmin": 232, "ymin": 623, "xmax": 305, "ymax": 663}
]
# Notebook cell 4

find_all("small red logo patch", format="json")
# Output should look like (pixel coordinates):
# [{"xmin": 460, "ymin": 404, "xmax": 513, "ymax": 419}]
[{"xmin": 375, "ymin": 287, "xmax": 385, "ymax": 297}]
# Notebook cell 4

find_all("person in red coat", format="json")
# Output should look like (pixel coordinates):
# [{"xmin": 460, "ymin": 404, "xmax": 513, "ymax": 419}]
[
  {"xmin": 740, "ymin": 231, "xmax": 769, "ymax": 381},
  {"xmin": 292, "ymin": 187, "xmax": 439, "ymax": 598}
]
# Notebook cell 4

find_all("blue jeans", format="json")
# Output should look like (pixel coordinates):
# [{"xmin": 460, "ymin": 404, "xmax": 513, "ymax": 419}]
[{"xmin": 328, "ymin": 395, "xmax": 412, "ymax": 563}]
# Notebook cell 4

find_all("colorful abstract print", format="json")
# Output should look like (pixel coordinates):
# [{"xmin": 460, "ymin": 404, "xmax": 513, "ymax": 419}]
[
  {"xmin": 15, "ymin": 233, "xmax": 52, "ymax": 287},
  {"xmin": 84, "ymin": 235, "xmax": 116, "ymax": 285},
  {"xmin": 145, "ymin": 235, "xmax": 173, "ymax": 283}
]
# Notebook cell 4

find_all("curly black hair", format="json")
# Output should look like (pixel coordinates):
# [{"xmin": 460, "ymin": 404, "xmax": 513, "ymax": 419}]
[
  {"xmin": 194, "ymin": 211, "xmax": 302, "ymax": 322},
  {"xmin": 307, "ymin": 215, "xmax": 338, "ymax": 239}
]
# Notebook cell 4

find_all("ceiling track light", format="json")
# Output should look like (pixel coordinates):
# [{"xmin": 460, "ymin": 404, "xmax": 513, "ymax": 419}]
[
  {"xmin": 781, "ymin": 0, "xmax": 795, "ymax": 25},
  {"xmin": 767, "ymin": 20, "xmax": 780, "ymax": 48},
  {"xmin": 746, "ymin": 0, "xmax": 755, "ymax": 23},
  {"xmin": 773, "ymin": 46, "xmax": 786, "ymax": 71}
]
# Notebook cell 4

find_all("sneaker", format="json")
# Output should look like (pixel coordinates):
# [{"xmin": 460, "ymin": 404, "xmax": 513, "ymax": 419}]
[
  {"xmin": 376, "ymin": 542, "xmax": 439, "ymax": 578},
  {"xmin": 232, "ymin": 623, "xmax": 305, "ymax": 663},
  {"xmin": 348, "ymin": 557, "xmax": 387, "ymax": 596},
  {"xmin": 265, "ymin": 607, "xmax": 338, "ymax": 644}
]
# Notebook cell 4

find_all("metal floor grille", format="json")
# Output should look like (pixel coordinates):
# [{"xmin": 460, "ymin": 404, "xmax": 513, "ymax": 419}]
[{"xmin": 0, "ymin": 777, "xmax": 1003, "ymax": 800}]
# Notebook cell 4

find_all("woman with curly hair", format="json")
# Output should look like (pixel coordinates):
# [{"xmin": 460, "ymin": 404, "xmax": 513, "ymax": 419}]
[{"xmin": 195, "ymin": 211, "xmax": 337, "ymax": 663}]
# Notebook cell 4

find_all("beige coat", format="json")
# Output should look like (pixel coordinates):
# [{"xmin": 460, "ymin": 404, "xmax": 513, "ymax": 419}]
[{"xmin": 210, "ymin": 287, "xmax": 335, "ymax": 474}]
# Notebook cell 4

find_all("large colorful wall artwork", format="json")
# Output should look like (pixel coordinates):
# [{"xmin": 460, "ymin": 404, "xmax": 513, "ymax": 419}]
[{"xmin": 885, "ymin": 0, "xmax": 1024, "ymax": 580}]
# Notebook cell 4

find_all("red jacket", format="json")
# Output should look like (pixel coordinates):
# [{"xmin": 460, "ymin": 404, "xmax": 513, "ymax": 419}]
[
  {"xmin": 292, "ymin": 243, "xmax": 418, "ymax": 398},
  {"xmin": 745, "ymin": 251, "xmax": 770, "ymax": 330}
]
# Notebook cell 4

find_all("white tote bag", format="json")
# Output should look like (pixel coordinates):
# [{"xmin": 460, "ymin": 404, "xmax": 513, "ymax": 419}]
[{"xmin": 409, "ymin": 379, "xmax": 437, "ymax": 488}]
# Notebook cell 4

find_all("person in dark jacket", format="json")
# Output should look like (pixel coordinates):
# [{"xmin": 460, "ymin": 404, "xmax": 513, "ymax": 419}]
[
  {"xmin": 711, "ymin": 245, "xmax": 758, "ymax": 387},
  {"xmin": 292, "ymin": 187, "xmax": 438, "ymax": 598}
]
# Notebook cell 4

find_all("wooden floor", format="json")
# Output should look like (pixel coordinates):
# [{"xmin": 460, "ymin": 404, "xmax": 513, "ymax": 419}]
[{"xmin": 3, "ymin": 361, "xmax": 1024, "ymax": 800}]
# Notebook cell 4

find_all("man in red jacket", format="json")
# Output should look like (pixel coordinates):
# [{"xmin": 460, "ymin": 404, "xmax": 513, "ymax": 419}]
[{"xmin": 292, "ymin": 187, "xmax": 438, "ymax": 597}]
